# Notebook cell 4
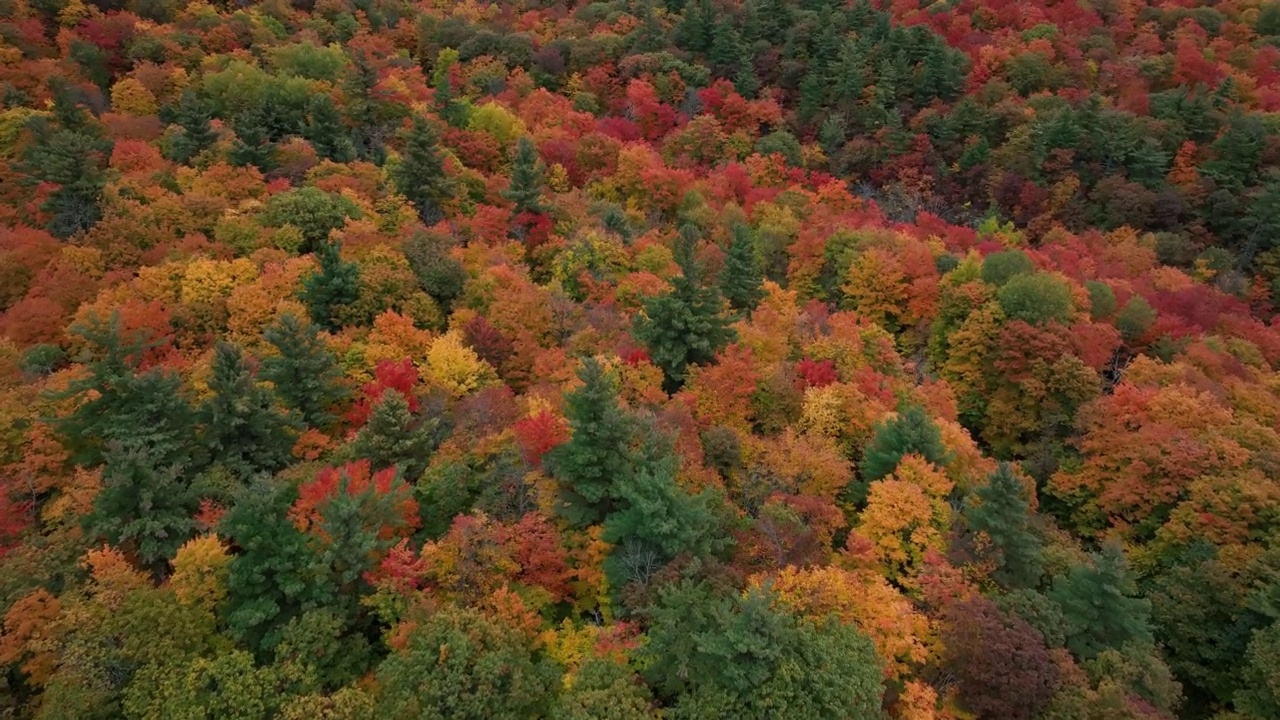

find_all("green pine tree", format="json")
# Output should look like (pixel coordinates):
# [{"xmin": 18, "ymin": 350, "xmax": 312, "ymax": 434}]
[
  {"xmin": 301, "ymin": 240, "xmax": 361, "ymax": 332},
  {"xmin": 545, "ymin": 358, "xmax": 635, "ymax": 527},
  {"xmin": 1049, "ymin": 543, "xmax": 1153, "ymax": 660},
  {"xmin": 349, "ymin": 390, "xmax": 442, "ymax": 480},
  {"xmin": 719, "ymin": 223, "xmax": 764, "ymax": 313},
  {"xmin": 432, "ymin": 63, "xmax": 469, "ymax": 128},
  {"xmin": 166, "ymin": 89, "xmax": 217, "ymax": 164},
  {"xmin": 22, "ymin": 92, "xmax": 111, "ymax": 239},
  {"xmin": 344, "ymin": 50, "xmax": 402, "ymax": 162},
  {"xmin": 708, "ymin": 18, "xmax": 743, "ymax": 79},
  {"xmin": 52, "ymin": 314, "xmax": 201, "ymax": 469},
  {"xmin": 221, "ymin": 481, "xmax": 336, "ymax": 655},
  {"xmin": 641, "ymin": 581, "xmax": 884, "ymax": 717},
  {"xmin": 634, "ymin": 231, "xmax": 736, "ymax": 393},
  {"xmin": 851, "ymin": 404, "xmax": 950, "ymax": 506},
  {"xmin": 601, "ymin": 446, "xmax": 722, "ymax": 590},
  {"xmin": 201, "ymin": 341, "xmax": 298, "ymax": 479},
  {"xmin": 675, "ymin": 0, "xmax": 713, "ymax": 53},
  {"xmin": 85, "ymin": 441, "xmax": 202, "ymax": 576},
  {"xmin": 260, "ymin": 314, "xmax": 350, "ymax": 430},
  {"xmin": 501, "ymin": 136, "xmax": 546, "ymax": 216},
  {"xmin": 392, "ymin": 115, "xmax": 453, "ymax": 225},
  {"xmin": 228, "ymin": 102, "xmax": 277, "ymax": 172},
  {"xmin": 305, "ymin": 94, "xmax": 356, "ymax": 163},
  {"xmin": 965, "ymin": 463, "xmax": 1044, "ymax": 589}
]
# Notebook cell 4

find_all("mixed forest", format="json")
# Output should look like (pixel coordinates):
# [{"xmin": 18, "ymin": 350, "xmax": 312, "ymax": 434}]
[{"xmin": 1, "ymin": 0, "xmax": 1280, "ymax": 716}]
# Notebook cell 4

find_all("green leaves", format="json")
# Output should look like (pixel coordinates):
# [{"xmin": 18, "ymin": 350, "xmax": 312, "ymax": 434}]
[
  {"xmin": 635, "ymin": 232, "xmax": 735, "ymax": 393},
  {"xmin": 392, "ymin": 116, "xmax": 453, "ymax": 225},
  {"xmin": 502, "ymin": 136, "xmax": 547, "ymax": 217},
  {"xmin": 965, "ymin": 463, "xmax": 1044, "ymax": 589},
  {"xmin": 640, "ymin": 582, "xmax": 884, "ymax": 720},
  {"xmin": 1050, "ymin": 544, "xmax": 1153, "ymax": 661},
  {"xmin": 374, "ymin": 607, "xmax": 558, "ymax": 720},
  {"xmin": 202, "ymin": 342, "xmax": 298, "ymax": 479},
  {"xmin": 301, "ymin": 241, "xmax": 361, "ymax": 332},
  {"xmin": 260, "ymin": 314, "xmax": 350, "ymax": 430}
]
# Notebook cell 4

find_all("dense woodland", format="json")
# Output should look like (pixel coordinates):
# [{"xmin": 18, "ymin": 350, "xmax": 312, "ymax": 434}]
[{"xmin": 0, "ymin": 0, "xmax": 1279, "ymax": 716}]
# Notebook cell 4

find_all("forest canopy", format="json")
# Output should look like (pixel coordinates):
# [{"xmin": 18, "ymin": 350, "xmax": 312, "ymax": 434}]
[{"xmin": 1, "ymin": 0, "xmax": 1280, "ymax": 717}]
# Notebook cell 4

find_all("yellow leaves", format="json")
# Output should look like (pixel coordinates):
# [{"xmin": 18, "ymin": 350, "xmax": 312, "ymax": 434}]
[
  {"xmin": 800, "ymin": 383, "xmax": 886, "ymax": 455},
  {"xmin": 179, "ymin": 257, "xmax": 259, "ymax": 306},
  {"xmin": 425, "ymin": 331, "xmax": 498, "ymax": 397},
  {"xmin": 842, "ymin": 247, "xmax": 909, "ymax": 330},
  {"xmin": 855, "ymin": 456, "xmax": 953, "ymax": 583},
  {"xmin": 109, "ymin": 78, "xmax": 158, "ymax": 117},
  {"xmin": 734, "ymin": 281, "xmax": 800, "ymax": 365},
  {"xmin": 468, "ymin": 102, "xmax": 526, "ymax": 147},
  {"xmin": 760, "ymin": 565, "xmax": 932, "ymax": 680},
  {"xmin": 57, "ymin": 245, "xmax": 105, "ymax": 278},
  {"xmin": 169, "ymin": 535, "xmax": 231, "ymax": 612},
  {"xmin": 546, "ymin": 163, "xmax": 571, "ymax": 193},
  {"xmin": 564, "ymin": 525, "xmax": 611, "ymax": 617}
]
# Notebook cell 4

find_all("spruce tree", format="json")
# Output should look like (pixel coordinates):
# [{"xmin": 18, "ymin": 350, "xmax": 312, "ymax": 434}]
[
  {"xmin": 965, "ymin": 463, "xmax": 1044, "ymax": 589},
  {"xmin": 851, "ymin": 404, "xmax": 950, "ymax": 506},
  {"xmin": 344, "ymin": 50, "xmax": 399, "ymax": 162},
  {"xmin": 201, "ymin": 342, "xmax": 297, "ymax": 479},
  {"xmin": 634, "ymin": 231, "xmax": 736, "ymax": 393},
  {"xmin": 228, "ymin": 101, "xmax": 277, "ymax": 172},
  {"xmin": 53, "ymin": 314, "xmax": 201, "ymax": 469},
  {"xmin": 221, "ymin": 481, "xmax": 335, "ymax": 655},
  {"xmin": 22, "ymin": 89, "xmax": 110, "ymax": 239},
  {"xmin": 1049, "ymin": 543, "xmax": 1153, "ymax": 660},
  {"xmin": 260, "ymin": 314, "xmax": 350, "ymax": 430},
  {"xmin": 392, "ymin": 115, "xmax": 453, "ymax": 225},
  {"xmin": 166, "ymin": 89, "xmax": 217, "ymax": 164},
  {"xmin": 350, "ymin": 390, "xmax": 442, "ymax": 480},
  {"xmin": 708, "ymin": 18, "xmax": 743, "ymax": 79},
  {"xmin": 719, "ymin": 223, "xmax": 764, "ymax": 313},
  {"xmin": 85, "ymin": 441, "xmax": 201, "ymax": 576},
  {"xmin": 301, "ymin": 240, "xmax": 361, "ymax": 332},
  {"xmin": 305, "ymin": 94, "xmax": 356, "ymax": 163},
  {"xmin": 544, "ymin": 358, "xmax": 635, "ymax": 527},
  {"xmin": 501, "ymin": 136, "xmax": 546, "ymax": 216},
  {"xmin": 432, "ymin": 62, "xmax": 469, "ymax": 128}
]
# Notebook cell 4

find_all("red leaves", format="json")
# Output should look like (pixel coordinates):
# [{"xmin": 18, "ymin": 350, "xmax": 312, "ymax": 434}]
[
  {"xmin": 795, "ymin": 357, "xmax": 839, "ymax": 390},
  {"xmin": 624, "ymin": 80, "xmax": 678, "ymax": 141},
  {"xmin": 513, "ymin": 407, "xmax": 569, "ymax": 466},
  {"xmin": 292, "ymin": 460, "xmax": 420, "ymax": 538},
  {"xmin": 348, "ymin": 359, "xmax": 421, "ymax": 427}
]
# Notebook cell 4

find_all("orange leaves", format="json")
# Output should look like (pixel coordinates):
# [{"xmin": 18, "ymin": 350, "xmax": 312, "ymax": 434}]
[
  {"xmin": 760, "ymin": 565, "xmax": 932, "ymax": 680},
  {"xmin": 0, "ymin": 588, "xmax": 61, "ymax": 686},
  {"xmin": 681, "ymin": 343, "xmax": 758, "ymax": 432},
  {"xmin": 1050, "ymin": 379, "xmax": 1250, "ymax": 540}
]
